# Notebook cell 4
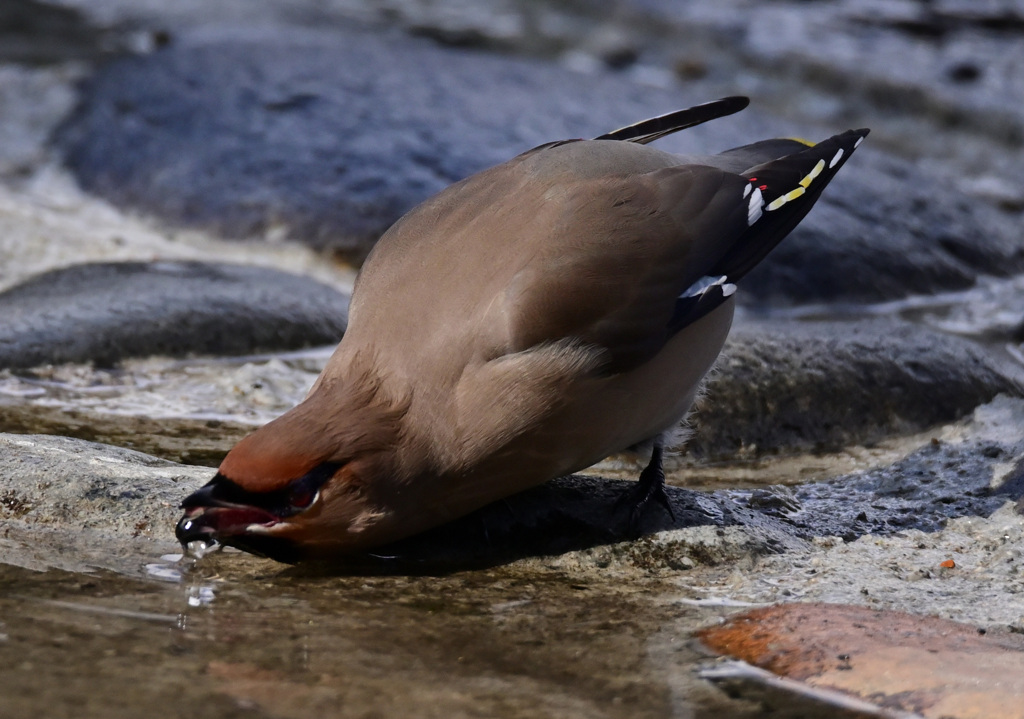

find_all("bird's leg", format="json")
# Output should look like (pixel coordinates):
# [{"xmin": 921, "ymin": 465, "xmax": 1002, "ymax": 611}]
[
  {"xmin": 618, "ymin": 440, "xmax": 677, "ymax": 534},
  {"xmin": 635, "ymin": 442, "xmax": 676, "ymax": 521}
]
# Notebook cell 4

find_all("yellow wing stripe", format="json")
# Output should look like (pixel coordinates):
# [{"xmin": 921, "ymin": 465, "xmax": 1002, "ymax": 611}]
[
  {"xmin": 799, "ymin": 159, "xmax": 826, "ymax": 188},
  {"xmin": 766, "ymin": 186, "xmax": 805, "ymax": 211},
  {"xmin": 766, "ymin": 159, "xmax": 825, "ymax": 211}
]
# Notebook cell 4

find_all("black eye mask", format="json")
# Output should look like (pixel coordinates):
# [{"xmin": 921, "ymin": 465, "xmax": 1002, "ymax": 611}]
[{"xmin": 180, "ymin": 461, "xmax": 342, "ymax": 518}]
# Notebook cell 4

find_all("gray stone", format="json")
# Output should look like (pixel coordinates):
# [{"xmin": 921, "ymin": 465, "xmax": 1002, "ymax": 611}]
[
  {"xmin": 56, "ymin": 25, "xmax": 630, "ymax": 262},
  {"xmin": 55, "ymin": 25, "xmax": 1024, "ymax": 301},
  {"xmin": 0, "ymin": 432, "xmax": 804, "ymax": 573},
  {"xmin": 0, "ymin": 433, "xmax": 204, "ymax": 536},
  {"xmin": 0, "ymin": 261, "xmax": 349, "ymax": 368},
  {"xmin": 733, "ymin": 396, "xmax": 1024, "ymax": 542},
  {"xmin": 0, "ymin": 432, "xmax": 207, "ymax": 573},
  {"xmin": 624, "ymin": 0, "xmax": 1024, "ymax": 148},
  {"xmin": 692, "ymin": 318, "xmax": 1024, "ymax": 458},
  {"xmin": 366, "ymin": 472, "xmax": 808, "ymax": 571}
]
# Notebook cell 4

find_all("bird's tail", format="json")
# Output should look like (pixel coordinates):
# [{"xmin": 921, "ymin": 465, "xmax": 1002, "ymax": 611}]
[
  {"xmin": 710, "ymin": 128, "xmax": 870, "ymax": 282},
  {"xmin": 594, "ymin": 96, "xmax": 750, "ymax": 145}
]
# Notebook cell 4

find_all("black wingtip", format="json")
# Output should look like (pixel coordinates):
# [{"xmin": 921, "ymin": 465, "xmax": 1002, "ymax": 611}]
[
  {"xmin": 846, "ymin": 128, "xmax": 870, "ymax": 146},
  {"xmin": 595, "ymin": 95, "xmax": 751, "ymax": 144},
  {"xmin": 720, "ymin": 95, "xmax": 752, "ymax": 114},
  {"xmin": 708, "ymin": 127, "xmax": 869, "ymax": 283}
]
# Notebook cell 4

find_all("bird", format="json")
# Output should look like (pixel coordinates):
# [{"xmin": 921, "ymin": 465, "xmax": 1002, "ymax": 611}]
[{"xmin": 176, "ymin": 97, "xmax": 868, "ymax": 562}]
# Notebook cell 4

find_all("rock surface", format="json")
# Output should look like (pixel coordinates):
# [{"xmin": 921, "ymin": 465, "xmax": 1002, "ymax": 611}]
[
  {"xmin": 628, "ymin": 0, "xmax": 1024, "ymax": 150},
  {"xmin": 693, "ymin": 318, "xmax": 1024, "ymax": 458},
  {"xmin": 5, "ymin": 399, "xmax": 1023, "ymax": 573},
  {"xmin": 0, "ymin": 432, "xmax": 206, "ymax": 573},
  {"xmin": 0, "ymin": 0, "xmax": 119, "ymax": 64},
  {"xmin": 57, "ymin": 25, "xmax": 613, "ymax": 262},
  {"xmin": 742, "ymin": 433, "xmax": 1024, "ymax": 542},
  {"xmin": 0, "ymin": 431, "xmax": 807, "ymax": 574},
  {"xmin": 0, "ymin": 261, "xmax": 349, "ymax": 368},
  {"xmin": 712, "ymin": 396, "xmax": 1024, "ymax": 546},
  {"xmin": 0, "ymin": 433, "xmax": 202, "ymax": 535}
]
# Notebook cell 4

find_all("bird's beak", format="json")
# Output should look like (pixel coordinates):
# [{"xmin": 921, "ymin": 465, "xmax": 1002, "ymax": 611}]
[{"xmin": 175, "ymin": 478, "xmax": 301, "ymax": 562}]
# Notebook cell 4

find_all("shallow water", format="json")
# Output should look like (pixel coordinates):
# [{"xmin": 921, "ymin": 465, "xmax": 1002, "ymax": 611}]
[
  {"xmin": 10, "ymin": 487, "xmax": 1024, "ymax": 719},
  {"xmin": 0, "ymin": 346, "xmax": 331, "ymax": 426},
  {"xmin": 0, "ymin": 555, "xmax": 749, "ymax": 719}
]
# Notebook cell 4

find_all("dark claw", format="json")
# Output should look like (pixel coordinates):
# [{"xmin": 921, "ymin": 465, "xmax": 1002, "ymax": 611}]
[{"xmin": 616, "ymin": 443, "xmax": 676, "ymax": 536}]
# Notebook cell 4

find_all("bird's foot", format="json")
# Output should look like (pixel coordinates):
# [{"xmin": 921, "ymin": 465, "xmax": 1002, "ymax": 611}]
[{"xmin": 615, "ymin": 445, "xmax": 676, "ymax": 536}]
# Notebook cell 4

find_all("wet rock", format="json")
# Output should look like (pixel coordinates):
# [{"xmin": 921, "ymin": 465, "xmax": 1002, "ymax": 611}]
[
  {"xmin": 365, "ymin": 473, "xmax": 807, "ymax": 571},
  {"xmin": 55, "ymin": 25, "xmax": 1024, "ymax": 301},
  {"xmin": 733, "ymin": 395, "xmax": 1024, "ymax": 541},
  {"xmin": 692, "ymin": 318, "xmax": 1024, "ymax": 458},
  {"xmin": 4, "ymin": 399, "xmax": 1023, "ymax": 575},
  {"xmin": 0, "ymin": 261, "xmax": 349, "ymax": 368},
  {"xmin": 0, "ymin": 431, "xmax": 806, "ymax": 573},
  {"xmin": 749, "ymin": 436, "xmax": 1024, "ymax": 541},
  {"xmin": 0, "ymin": 351, "xmax": 323, "ymax": 465},
  {"xmin": 0, "ymin": 401, "xmax": 249, "ymax": 466},
  {"xmin": 0, "ymin": 432, "xmax": 207, "ymax": 573}
]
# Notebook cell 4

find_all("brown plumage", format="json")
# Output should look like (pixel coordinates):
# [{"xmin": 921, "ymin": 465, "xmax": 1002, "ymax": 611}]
[{"xmin": 176, "ymin": 97, "xmax": 869, "ymax": 561}]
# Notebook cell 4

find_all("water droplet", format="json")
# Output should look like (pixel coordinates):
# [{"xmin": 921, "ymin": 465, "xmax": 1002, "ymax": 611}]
[
  {"xmin": 145, "ymin": 563, "xmax": 183, "ymax": 582},
  {"xmin": 185, "ymin": 539, "xmax": 211, "ymax": 559},
  {"xmin": 160, "ymin": 553, "xmax": 184, "ymax": 563},
  {"xmin": 187, "ymin": 585, "xmax": 216, "ymax": 607}
]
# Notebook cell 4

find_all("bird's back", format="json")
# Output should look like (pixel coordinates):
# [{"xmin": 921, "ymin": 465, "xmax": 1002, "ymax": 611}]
[{"xmin": 343, "ymin": 139, "xmax": 735, "ymax": 372}]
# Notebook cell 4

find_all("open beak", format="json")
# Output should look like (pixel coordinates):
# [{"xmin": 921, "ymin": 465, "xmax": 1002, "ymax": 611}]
[{"xmin": 175, "ymin": 480, "xmax": 299, "ymax": 562}]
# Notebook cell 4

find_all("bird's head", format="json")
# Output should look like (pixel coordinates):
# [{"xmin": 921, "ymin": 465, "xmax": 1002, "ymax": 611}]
[{"xmin": 175, "ymin": 380, "xmax": 407, "ymax": 562}]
